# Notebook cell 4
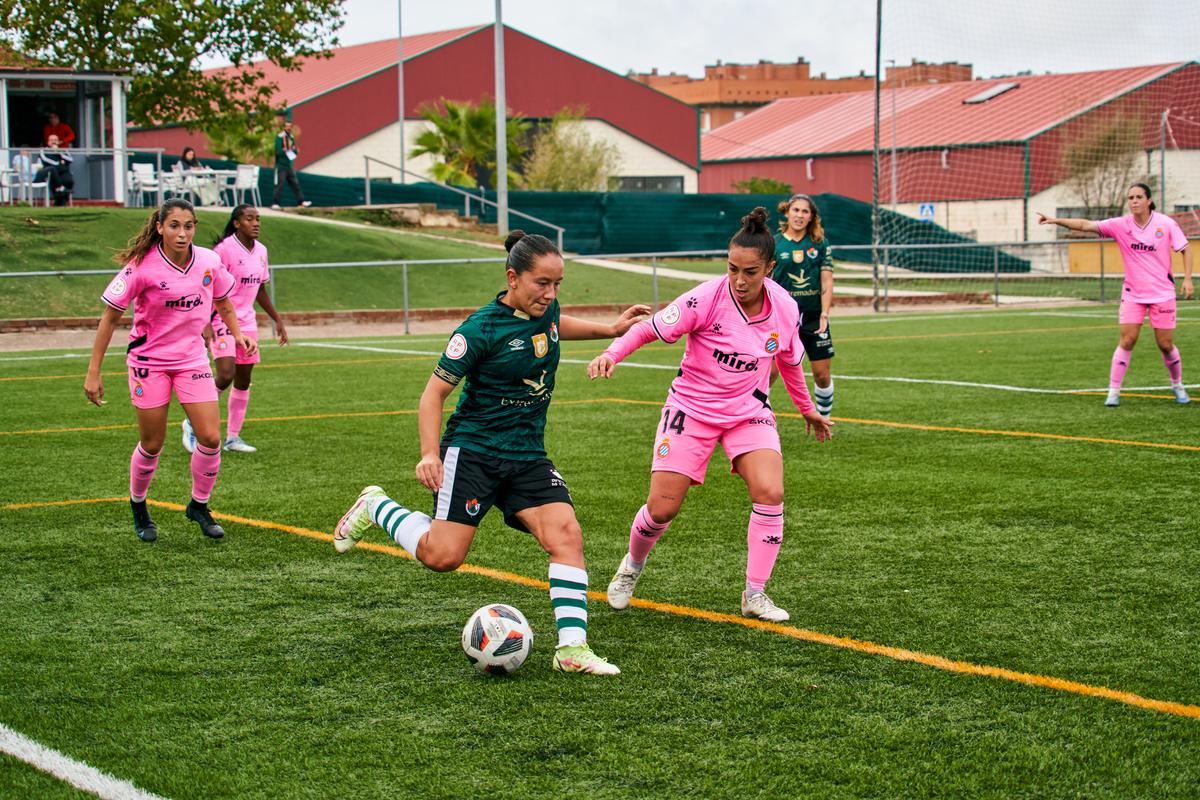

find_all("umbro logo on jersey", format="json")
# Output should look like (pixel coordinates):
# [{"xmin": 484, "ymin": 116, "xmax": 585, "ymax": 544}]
[{"xmin": 508, "ymin": 339, "xmax": 526, "ymax": 350}]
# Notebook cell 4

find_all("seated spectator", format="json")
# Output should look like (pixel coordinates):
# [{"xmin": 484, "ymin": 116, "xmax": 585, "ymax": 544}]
[
  {"xmin": 42, "ymin": 113, "xmax": 75, "ymax": 147},
  {"xmin": 179, "ymin": 147, "xmax": 204, "ymax": 170},
  {"xmin": 178, "ymin": 146, "xmax": 221, "ymax": 206},
  {"xmin": 35, "ymin": 135, "xmax": 74, "ymax": 205},
  {"xmin": 11, "ymin": 148, "xmax": 35, "ymax": 182}
]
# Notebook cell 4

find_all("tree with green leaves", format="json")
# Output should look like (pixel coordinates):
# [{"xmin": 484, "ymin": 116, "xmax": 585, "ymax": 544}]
[
  {"xmin": 409, "ymin": 98, "xmax": 527, "ymax": 189},
  {"xmin": 0, "ymin": 0, "xmax": 344, "ymax": 161},
  {"xmin": 519, "ymin": 107, "xmax": 621, "ymax": 191},
  {"xmin": 733, "ymin": 176, "xmax": 794, "ymax": 195}
]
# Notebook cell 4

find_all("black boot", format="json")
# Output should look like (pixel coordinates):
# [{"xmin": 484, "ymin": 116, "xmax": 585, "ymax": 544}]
[
  {"xmin": 185, "ymin": 500, "xmax": 225, "ymax": 539},
  {"xmin": 131, "ymin": 499, "xmax": 157, "ymax": 542}
]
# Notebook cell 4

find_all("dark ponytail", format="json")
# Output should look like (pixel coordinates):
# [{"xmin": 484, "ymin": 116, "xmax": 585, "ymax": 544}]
[
  {"xmin": 504, "ymin": 229, "xmax": 560, "ymax": 274},
  {"xmin": 114, "ymin": 198, "xmax": 195, "ymax": 266},
  {"xmin": 215, "ymin": 203, "xmax": 255, "ymax": 246},
  {"xmin": 729, "ymin": 206, "xmax": 775, "ymax": 263},
  {"xmin": 1131, "ymin": 182, "xmax": 1156, "ymax": 211}
]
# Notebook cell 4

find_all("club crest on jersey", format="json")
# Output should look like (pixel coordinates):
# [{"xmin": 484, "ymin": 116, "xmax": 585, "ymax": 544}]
[
  {"xmin": 445, "ymin": 333, "xmax": 468, "ymax": 360},
  {"xmin": 792, "ymin": 251, "xmax": 803, "ymax": 262},
  {"xmin": 465, "ymin": 498, "xmax": 481, "ymax": 516},
  {"xmin": 765, "ymin": 332, "xmax": 779, "ymax": 353},
  {"xmin": 660, "ymin": 303, "xmax": 681, "ymax": 325},
  {"xmin": 217, "ymin": 340, "xmax": 228, "ymax": 351},
  {"xmin": 202, "ymin": 269, "xmax": 212, "ymax": 287},
  {"xmin": 1155, "ymin": 227, "xmax": 1164, "ymax": 238},
  {"xmin": 807, "ymin": 247, "xmax": 819, "ymax": 259},
  {"xmin": 549, "ymin": 322, "xmax": 559, "ymax": 342},
  {"xmin": 532, "ymin": 333, "xmax": 549, "ymax": 358},
  {"xmin": 656, "ymin": 436, "xmax": 670, "ymax": 459}
]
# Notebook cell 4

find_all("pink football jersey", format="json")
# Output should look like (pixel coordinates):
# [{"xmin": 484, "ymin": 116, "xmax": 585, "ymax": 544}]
[
  {"xmin": 101, "ymin": 244, "xmax": 234, "ymax": 370},
  {"xmin": 647, "ymin": 276, "xmax": 804, "ymax": 425},
  {"xmin": 213, "ymin": 236, "xmax": 270, "ymax": 332},
  {"xmin": 1097, "ymin": 211, "xmax": 1188, "ymax": 304}
]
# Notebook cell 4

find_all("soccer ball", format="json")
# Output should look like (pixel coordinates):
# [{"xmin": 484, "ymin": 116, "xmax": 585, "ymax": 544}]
[{"xmin": 462, "ymin": 603, "xmax": 534, "ymax": 675}]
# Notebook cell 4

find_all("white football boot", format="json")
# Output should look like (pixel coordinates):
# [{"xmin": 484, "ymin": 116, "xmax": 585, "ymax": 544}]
[
  {"xmin": 1104, "ymin": 388, "xmax": 1120, "ymax": 407},
  {"xmin": 607, "ymin": 553, "xmax": 643, "ymax": 611},
  {"xmin": 741, "ymin": 590, "xmax": 790, "ymax": 622},
  {"xmin": 223, "ymin": 435, "xmax": 257, "ymax": 453},
  {"xmin": 333, "ymin": 485, "xmax": 385, "ymax": 553},
  {"xmin": 181, "ymin": 417, "xmax": 196, "ymax": 453}
]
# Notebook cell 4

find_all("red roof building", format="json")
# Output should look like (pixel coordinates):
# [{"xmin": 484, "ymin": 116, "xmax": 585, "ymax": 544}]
[
  {"xmin": 700, "ymin": 62, "xmax": 1200, "ymax": 240},
  {"xmin": 129, "ymin": 24, "xmax": 700, "ymax": 192}
]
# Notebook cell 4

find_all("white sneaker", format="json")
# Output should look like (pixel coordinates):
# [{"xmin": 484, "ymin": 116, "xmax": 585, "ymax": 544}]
[
  {"xmin": 1172, "ymin": 384, "xmax": 1190, "ymax": 404},
  {"xmin": 333, "ymin": 485, "xmax": 385, "ymax": 553},
  {"xmin": 270, "ymin": 203, "xmax": 281, "ymax": 210},
  {"xmin": 741, "ymin": 590, "xmax": 790, "ymax": 622},
  {"xmin": 181, "ymin": 418, "xmax": 196, "ymax": 453},
  {"xmin": 607, "ymin": 553, "xmax": 643, "ymax": 611},
  {"xmin": 223, "ymin": 435, "xmax": 257, "ymax": 453},
  {"xmin": 1104, "ymin": 389, "xmax": 1120, "ymax": 407},
  {"xmin": 299, "ymin": 200, "xmax": 312, "ymax": 208}
]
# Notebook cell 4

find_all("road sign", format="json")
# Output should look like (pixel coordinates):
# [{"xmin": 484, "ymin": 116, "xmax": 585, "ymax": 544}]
[{"xmin": 919, "ymin": 203, "xmax": 935, "ymax": 221}]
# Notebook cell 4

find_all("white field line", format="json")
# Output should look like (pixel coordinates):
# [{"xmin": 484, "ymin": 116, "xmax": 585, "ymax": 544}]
[
  {"xmin": 0, "ymin": 722, "xmax": 167, "ymax": 800},
  {"xmin": 298, "ymin": 342, "xmax": 1195, "ymax": 394}
]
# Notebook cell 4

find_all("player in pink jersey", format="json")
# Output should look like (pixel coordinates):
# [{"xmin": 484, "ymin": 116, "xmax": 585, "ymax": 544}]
[
  {"xmin": 84, "ymin": 199, "xmax": 258, "ymax": 542},
  {"xmin": 588, "ymin": 208, "xmax": 832, "ymax": 622},
  {"xmin": 181, "ymin": 204, "xmax": 287, "ymax": 454},
  {"xmin": 1038, "ymin": 182, "xmax": 1194, "ymax": 406}
]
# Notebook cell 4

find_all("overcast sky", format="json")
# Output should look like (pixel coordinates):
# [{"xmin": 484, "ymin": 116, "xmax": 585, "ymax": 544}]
[{"xmin": 333, "ymin": 0, "xmax": 1198, "ymax": 80}]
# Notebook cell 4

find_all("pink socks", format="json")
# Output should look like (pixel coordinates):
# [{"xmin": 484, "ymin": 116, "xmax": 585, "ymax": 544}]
[
  {"xmin": 129, "ymin": 444, "xmax": 160, "ymax": 502},
  {"xmin": 628, "ymin": 505, "xmax": 670, "ymax": 569},
  {"xmin": 1109, "ymin": 347, "xmax": 1132, "ymax": 389},
  {"xmin": 226, "ymin": 386, "xmax": 250, "ymax": 439},
  {"xmin": 1162, "ymin": 347, "xmax": 1183, "ymax": 384},
  {"xmin": 190, "ymin": 444, "xmax": 221, "ymax": 503},
  {"xmin": 746, "ymin": 503, "xmax": 784, "ymax": 592}
]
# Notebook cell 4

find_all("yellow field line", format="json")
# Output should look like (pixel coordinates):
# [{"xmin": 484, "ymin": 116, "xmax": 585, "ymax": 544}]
[
  {"xmin": 2, "ymin": 398, "xmax": 1195, "ymax": 451},
  {"xmin": 0, "ymin": 356, "xmax": 433, "ymax": 383},
  {"xmin": 3, "ymin": 496, "xmax": 1197, "ymax": 719},
  {"xmin": 1, "ymin": 496, "xmax": 125, "ymax": 510}
]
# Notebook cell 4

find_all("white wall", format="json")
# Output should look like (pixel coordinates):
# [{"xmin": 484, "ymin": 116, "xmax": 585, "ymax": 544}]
[{"xmin": 305, "ymin": 118, "xmax": 699, "ymax": 193}]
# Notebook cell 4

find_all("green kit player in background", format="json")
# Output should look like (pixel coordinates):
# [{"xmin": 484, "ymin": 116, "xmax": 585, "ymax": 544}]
[
  {"xmin": 333, "ymin": 231, "xmax": 650, "ymax": 675},
  {"xmin": 772, "ymin": 194, "xmax": 836, "ymax": 419}
]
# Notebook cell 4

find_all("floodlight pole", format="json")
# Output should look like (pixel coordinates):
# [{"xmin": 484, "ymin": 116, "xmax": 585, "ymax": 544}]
[
  {"xmin": 494, "ymin": 0, "xmax": 509, "ymax": 236},
  {"xmin": 397, "ymin": 0, "xmax": 405, "ymax": 185},
  {"xmin": 1160, "ymin": 109, "xmax": 1168, "ymax": 211},
  {"xmin": 870, "ymin": 0, "xmax": 882, "ymax": 312}
]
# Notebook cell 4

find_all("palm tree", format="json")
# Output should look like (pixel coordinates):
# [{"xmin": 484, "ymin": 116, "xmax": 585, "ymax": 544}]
[{"xmin": 410, "ymin": 97, "xmax": 527, "ymax": 188}]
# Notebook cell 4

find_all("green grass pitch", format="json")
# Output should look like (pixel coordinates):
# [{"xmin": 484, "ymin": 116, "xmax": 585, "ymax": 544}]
[{"xmin": 2, "ymin": 297, "xmax": 1200, "ymax": 796}]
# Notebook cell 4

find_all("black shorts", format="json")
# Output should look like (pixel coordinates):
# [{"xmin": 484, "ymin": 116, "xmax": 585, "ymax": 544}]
[
  {"xmin": 433, "ymin": 446, "xmax": 573, "ymax": 531},
  {"xmin": 798, "ymin": 313, "xmax": 835, "ymax": 362}
]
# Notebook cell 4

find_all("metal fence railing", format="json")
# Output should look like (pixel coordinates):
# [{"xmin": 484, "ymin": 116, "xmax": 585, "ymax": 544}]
[{"xmin": 1, "ymin": 146, "xmax": 166, "ymax": 207}]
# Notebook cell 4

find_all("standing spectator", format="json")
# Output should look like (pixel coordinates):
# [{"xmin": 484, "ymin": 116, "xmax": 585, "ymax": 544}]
[
  {"xmin": 271, "ymin": 116, "xmax": 311, "ymax": 209},
  {"xmin": 35, "ymin": 135, "xmax": 74, "ymax": 205},
  {"xmin": 42, "ymin": 112, "xmax": 75, "ymax": 147}
]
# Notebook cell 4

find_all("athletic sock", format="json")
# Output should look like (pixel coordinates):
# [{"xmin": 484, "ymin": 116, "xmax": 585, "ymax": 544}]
[
  {"xmin": 226, "ymin": 386, "xmax": 251, "ymax": 439},
  {"xmin": 129, "ymin": 444, "xmax": 160, "ymax": 502},
  {"xmin": 1109, "ymin": 347, "xmax": 1132, "ymax": 389},
  {"xmin": 369, "ymin": 495, "xmax": 430, "ymax": 558},
  {"xmin": 1162, "ymin": 347, "xmax": 1183, "ymax": 384},
  {"xmin": 745, "ymin": 503, "xmax": 785, "ymax": 593},
  {"xmin": 627, "ymin": 504, "xmax": 669, "ymax": 570},
  {"xmin": 813, "ymin": 379, "xmax": 834, "ymax": 417},
  {"xmin": 190, "ymin": 444, "xmax": 221, "ymax": 503},
  {"xmin": 548, "ymin": 563, "xmax": 589, "ymax": 648}
]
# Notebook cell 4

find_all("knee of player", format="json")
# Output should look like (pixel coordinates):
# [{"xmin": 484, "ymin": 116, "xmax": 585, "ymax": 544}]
[
  {"xmin": 215, "ymin": 362, "xmax": 236, "ymax": 385},
  {"xmin": 644, "ymin": 500, "xmax": 679, "ymax": 525},
  {"xmin": 139, "ymin": 436, "xmax": 165, "ymax": 455},
  {"xmin": 423, "ymin": 550, "xmax": 465, "ymax": 573},
  {"xmin": 193, "ymin": 431, "xmax": 221, "ymax": 450},
  {"xmin": 751, "ymin": 486, "xmax": 785, "ymax": 506},
  {"xmin": 543, "ymin": 519, "xmax": 584, "ymax": 554}
]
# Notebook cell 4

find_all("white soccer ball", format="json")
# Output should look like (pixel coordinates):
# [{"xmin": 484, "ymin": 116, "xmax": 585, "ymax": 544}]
[{"xmin": 461, "ymin": 603, "xmax": 534, "ymax": 675}]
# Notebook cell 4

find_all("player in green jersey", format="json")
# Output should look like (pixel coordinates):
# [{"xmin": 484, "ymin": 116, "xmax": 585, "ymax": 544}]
[
  {"xmin": 333, "ymin": 230, "xmax": 649, "ymax": 675},
  {"xmin": 772, "ymin": 194, "xmax": 836, "ymax": 418}
]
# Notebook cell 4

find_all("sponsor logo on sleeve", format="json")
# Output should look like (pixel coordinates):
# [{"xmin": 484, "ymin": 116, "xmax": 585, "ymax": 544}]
[
  {"xmin": 106, "ymin": 277, "xmax": 127, "ymax": 297},
  {"xmin": 532, "ymin": 333, "xmax": 548, "ymax": 358},
  {"xmin": 659, "ymin": 303, "xmax": 681, "ymax": 325},
  {"xmin": 445, "ymin": 333, "xmax": 468, "ymax": 360}
]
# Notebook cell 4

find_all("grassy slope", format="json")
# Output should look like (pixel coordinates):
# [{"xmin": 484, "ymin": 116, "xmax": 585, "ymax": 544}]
[
  {"xmin": 0, "ymin": 208, "xmax": 700, "ymax": 318},
  {"xmin": 1, "ymin": 309, "xmax": 1199, "ymax": 797}
]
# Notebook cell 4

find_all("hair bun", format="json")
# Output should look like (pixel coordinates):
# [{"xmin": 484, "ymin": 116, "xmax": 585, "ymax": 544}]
[
  {"xmin": 742, "ymin": 207, "xmax": 769, "ymax": 234},
  {"xmin": 504, "ymin": 230, "xmax": 527, "ymax": 252}
]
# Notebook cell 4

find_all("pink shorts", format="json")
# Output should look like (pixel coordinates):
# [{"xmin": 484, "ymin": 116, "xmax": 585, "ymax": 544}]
[
  {"xmin": 650, "ymin": 402, "xmax": 781, "ymax": 484},
  {"xmin": 1119, "ymin": 298, "xmax": 1176, "ymax": 329},
  {"xmin": 127, "ymin": 365, "xmax": 218, "ymax": 409},
  {"xmin": 209, "ymin": 322, "xmax": 260, "ymax": 365}
]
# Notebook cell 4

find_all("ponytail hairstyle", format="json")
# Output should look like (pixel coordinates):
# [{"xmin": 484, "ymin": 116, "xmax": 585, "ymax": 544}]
[
  {"xmin": 1130, "ymin": 182, "xmax": 1157, "ymax": 212},
  {"xmin": 215, "ymin": 203, "xmax": 256, "ymax": 247},
  {"xmin": 504, "ymin": 229, "xmax": 560, "ymax": 274},
  {"xmin": 776, "ymin": 193, "xmax": 826, "ymax": 244},
  {"xmin": 729, "ymin": 206, "xmax": 776, "ymax": 264},
  {"xmin": 114, "ymin": 198, "xmax": 196, "ymax": 266}
]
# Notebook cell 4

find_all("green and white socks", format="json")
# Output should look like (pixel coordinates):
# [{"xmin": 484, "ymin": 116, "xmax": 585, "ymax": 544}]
[
  {"xmin": 549, "ymin": 563, "xmax": 589, "ymax": 648},
  {"xmin": 369, "ymin": 496, "xmax": 431, "ymax": 557},
  {"xmin": 814, "ymin": 379, "xmax": 834, "ymax": 417}
]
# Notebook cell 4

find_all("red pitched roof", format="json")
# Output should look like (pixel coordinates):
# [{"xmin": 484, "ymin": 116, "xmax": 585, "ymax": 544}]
[
  {"xmin": 207, "ymin": 25, "xmax": 486, "ymax": 107},
  {"xmin": 703, "ymin": 62, "xmax": 1189, "ymax": 162}
]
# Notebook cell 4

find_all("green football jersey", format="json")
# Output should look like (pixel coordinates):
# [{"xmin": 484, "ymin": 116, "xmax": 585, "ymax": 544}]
[
  {"xmin": 772, "ymin": 232, "xmax": 832, "ymax": 314},
  {"xmin": 433, "ymin": 292, "xmax": 561, "ymax": 460}
]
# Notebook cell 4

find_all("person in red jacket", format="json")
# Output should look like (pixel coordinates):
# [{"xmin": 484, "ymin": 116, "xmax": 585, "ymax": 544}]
[{"xmin": 42, "ymin": 112, "xmax": 75, "ymax": 147}]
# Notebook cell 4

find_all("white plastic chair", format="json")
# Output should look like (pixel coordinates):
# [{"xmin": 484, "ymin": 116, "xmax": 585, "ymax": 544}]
[
  {"xmin": 131, "ymin": 163, "xmax": 160, "ymax": 206},
  {"xmin": 233, "ymin": 164, "xmax": 261, "ymax": 206}
]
